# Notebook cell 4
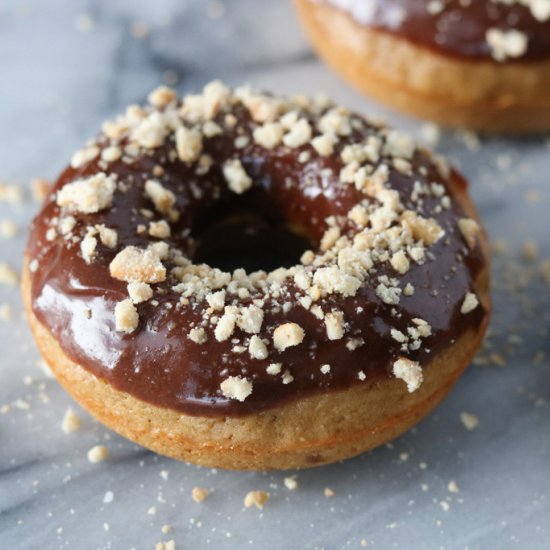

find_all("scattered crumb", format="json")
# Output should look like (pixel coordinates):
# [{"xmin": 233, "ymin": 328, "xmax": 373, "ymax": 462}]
[
  {"xmin": 0, "ymin": 263, "xmax": 18, "ymax": 285},
  {"xmin": 0, "ymin": 304, "xmax": 12, "ymax": 322},
  {"xmin": 460, "ymin": 411, "xmax": 479, "ymax": 431},
  {"xmin": 87, "ymin": 445, "xmax": 109, "ymax": 463},
  {"xmin": 284, "ymin": 477, "xmax": 298, "ymax": 491},
  {"xmin": 61, "ymin": 408, "xmax": 81, "ymax": 434},
  {"xmin": 324, "ymin": 488, "xmax": 335, "ymax": 498},
  {"xmin": 244, "ymin": 490, "xmax": 269, "ymax": 510},
  {"xmin": 0, "ymin": 219, "xmax": 17, "ymax": 238},
  {"xmin": 220, "ymin": 376, "xmax": 253, "ymax": 402},
  {"xmin": 31, "ymin": 178, "xmax": 51, "ymax": 202},
  {"xmin": 192, "ymin": 487, "xmax": 209, "ymax": 503},
  {"xmin": 448, "ymin": 480, "xmax": 459, "ymax": 493}
]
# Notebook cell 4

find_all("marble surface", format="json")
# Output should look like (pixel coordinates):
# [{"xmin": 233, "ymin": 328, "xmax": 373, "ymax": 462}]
[{"xmin": 1, "ymin": 1, "xmax": 550, "ymax": 548}]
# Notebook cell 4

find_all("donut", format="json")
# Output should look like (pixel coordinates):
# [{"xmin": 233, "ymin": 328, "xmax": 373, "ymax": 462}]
[
  {"xmin": 23, "ymin": 82, "xmax": 490, "ymax": 470},
  {"xmin": 294, "ymin": 0, "xmax": 550, "ymax": 133}
]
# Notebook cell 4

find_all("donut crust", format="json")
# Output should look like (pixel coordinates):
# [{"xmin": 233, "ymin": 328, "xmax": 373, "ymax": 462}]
[
  {"xmin": 22, "ymin": 186, "xmax": 490, "ymax": 471},
  {"xmin": 294, "ymin": 0, "xmax": 550, "ymax": 133}
]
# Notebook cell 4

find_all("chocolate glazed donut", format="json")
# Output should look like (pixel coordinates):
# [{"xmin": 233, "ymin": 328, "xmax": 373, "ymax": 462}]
[
  {"xmin": 23, "ymin": 83, "xmax": 490, "ymax": 469},
  {"xmin": 295, "ymin": 0, "xmax": 550, "ymax": 132}
]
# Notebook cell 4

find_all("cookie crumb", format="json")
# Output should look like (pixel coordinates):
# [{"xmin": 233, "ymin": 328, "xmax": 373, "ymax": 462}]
[
  {"xmin": 324, "ymin": 487, "xmax": 335, "ymax": 497},
  {"xmin": 62, "ymin": 408, "xmax": 81, "ymax": 434},
  {"xmin": 31, "ymin": 178, "xmax": 50, "ymax": 203},
  {"xmin": 87, "ymin": 445, "xmax": 109, "ymax": 463},
  {"xmin": 0, "ymin": 304, "xmax": 12, "ymax": 322},
  {"xmin": 460, "ymin": 292, "xmax": 479, "ymax": 314},
  {"xmin": 486, "ymin": 28, "xmax": 528, "ymax": 62},
  {"xmin": 244, "ymin": 490, "xmax": 269, "ymax": 510},
  {"xmin": 460, "ymin": 411, "xmax": 479, "ymax": 431},
  {"xmin": 0, "ymin": 263, "xmax": 18, "ymax": 285},
  {"xmin": 220, "ymin": 376, "xmax": 253, "ymax": 402},
  {"xmin": 223, "ymin": 159, "xmax": 252, "ymax": 194},
  {"xmin": 273, "ymin": 322, "xmax": 305, "ymax": 351},
  {"xmin": 115, "ymin": 299, "xmax": 139, "ymax": 333},
  {"xmin": 392, "ymin": 358, "xmax": 423, "ymax": 392},
  {"xmin": 127, "ymin": 282, "xmax": 153, "ymax": 304},
  {"xmin": 448, "ymin": 480, "xmax": 459, "ymax": 493},
  {"xmin": 56, "ymin": 173, "xmax": 116, "ymax": 214},
  {"xmin": 0, "ymin": 219, "xmax": 17, "ymax": 238},
  {"xmin": 284, "ymin": 477, "xmax": 298, "ymax": 491},
  {"xmin": 192, "ymin": 487, "xmax": 209, "ymax": 503}
]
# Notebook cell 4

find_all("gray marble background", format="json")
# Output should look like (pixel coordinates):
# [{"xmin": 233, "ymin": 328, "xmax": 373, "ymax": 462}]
[{"xmin": 1, "ymin": 1, "xmax": 549, "ymax": 549}]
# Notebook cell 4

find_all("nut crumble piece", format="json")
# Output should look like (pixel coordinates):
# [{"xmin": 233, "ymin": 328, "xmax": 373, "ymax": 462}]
[
  {"xmin": 220, "ymin": 375, "xmax": 253, "ymax": 402},
  {"xmin": 223, "ymin": 159, "xmax": 252, "ymax": 194},
  {"xmin": 325, "ymin": 311, "xmax": 345, "ymax": 340},
  {"xmin": 144, "ymin": 179, "xmax": 176, "ymax": 215},
  {"xmin": 486, "ymin": 28, "xmax": 528, "ymax": 62},
  {"xmin": 56, "ymin": 173, "xmax": 116, "ymax": 214},
  {"xmin": 273, "ymin": 322, "xmax": 305, "ymax": 351},
  {"xmin": 188, "ymin": 327, "xmax": 207, "ymax": 344},
  {"xmin": 460, "ymin": 292, "xmax": 479, "ymax": 314},
  {"xmin": 115, "ymin": 299, "xmax": 139, "ymax": 333},
  {"xmin": 127, "ymin": 282, "xmax": 153, "ymax": 304},
  {"xmin": 458, "ymin": 218, "xmax": 480, "ymax": 249},
  {"xmin": 392, "ymin": 357, "xmax": 423, "ymax": 392},
  {"xmin": 249, "ymin": 335, "xmax": 268, "ymax": 360},
  {"xmin": 110, "ymin": 246, "xmax": 166, "ymax": 283},
  {"xmin": 176, "ymin": 126, "xmax": 203, "ymax": 163}
]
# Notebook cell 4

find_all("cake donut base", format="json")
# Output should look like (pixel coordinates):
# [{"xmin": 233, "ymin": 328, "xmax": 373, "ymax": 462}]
[
  {"xmin": 22, "ymin": 257, "xmax": 489, "ymax": 471},
  {"xmin": 295, "ymin": 0, "xmax": 550, "ymax": 133}
]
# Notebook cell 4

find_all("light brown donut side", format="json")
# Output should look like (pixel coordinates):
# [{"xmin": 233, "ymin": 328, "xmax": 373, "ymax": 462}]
[
  {"xmin": 22, "ymin": 183, "xmax": 490, "ymax": 471},
  {"xmin": 294, "ymin": 0, "xmax": 550, "ymax": 133}
]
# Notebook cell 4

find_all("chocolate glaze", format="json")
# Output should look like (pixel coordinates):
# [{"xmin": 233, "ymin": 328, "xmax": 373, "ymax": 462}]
[
  {"xmin": 28, "ymin": 103, "xmax": 487, "ymax": 417},
  {"xmin": 326, "ymin": 0, "xmax": 550, "ymax": 60}
]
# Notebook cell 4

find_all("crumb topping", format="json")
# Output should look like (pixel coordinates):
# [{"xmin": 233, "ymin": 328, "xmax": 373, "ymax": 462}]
[
  {"xmin": 110, "ymin": 246, "xmax": 166, "ymax": 283},
  {"xmin": 220, "ymin": 375, "xmax": 253, "ymax": 401},
  {"xmin": 273, "ymin": 323, "xmax": 305, "ymax": 351},
  {"xmin": 115, "ymin": 299, "xmax": 139, "ymax": 333},
  {"xmin": 33, "ymin": 82, "xmax": 486, "ymax": 408},
  {"xmin": 461, "ymin": 292, "xmax": 480, "ymax": 314},
  {"xmin": 392, "ymin": 357, "xmax": 423, "ymax": 392},
  {"xmin": 56, "ymin": 173, "xmax": 116, "ymax": 214}
]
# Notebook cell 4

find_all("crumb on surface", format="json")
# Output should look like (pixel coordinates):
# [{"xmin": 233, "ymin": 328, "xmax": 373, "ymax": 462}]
[
  {"xmin": 62, "ymin": 408, "xmax": 81, "ymax": 434},
  {"xmin": 192, "ymin": 487, "xmax": 209, "ymax": 503},
  {"xmin": 244, "ymin": 490, "xmax": 269, "ymax": 510},
  {"xmin": 87, "ymin": 445, "xmax": 109, "ymax": 463},
  {"xmin": 460, "ymin": 411, "xmax": 479, "ymax": 431}
]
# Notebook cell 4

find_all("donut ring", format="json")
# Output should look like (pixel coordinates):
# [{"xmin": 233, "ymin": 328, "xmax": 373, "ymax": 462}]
[
  {"xmin": 24, "ymin": 82, "xmax": 490, "ymax": 470},
  {"xmin": 295, "ymin": 0, "xmax": 550, "ymax": 133}
]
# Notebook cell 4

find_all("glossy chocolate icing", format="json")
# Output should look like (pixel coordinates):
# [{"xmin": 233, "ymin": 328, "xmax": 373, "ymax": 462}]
[
  {"xmin": 326, "ymin": 0, "xmax": 550, "ymax": 60},
  {"xmin": 28, "ymin": 101, "xmax": 487, "ymax": 417}
]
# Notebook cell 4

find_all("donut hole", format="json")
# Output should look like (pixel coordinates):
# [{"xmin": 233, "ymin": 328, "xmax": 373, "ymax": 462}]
[{"xmin": 192, "ymin": 210, "xmax": 312, "ymax": 273}]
